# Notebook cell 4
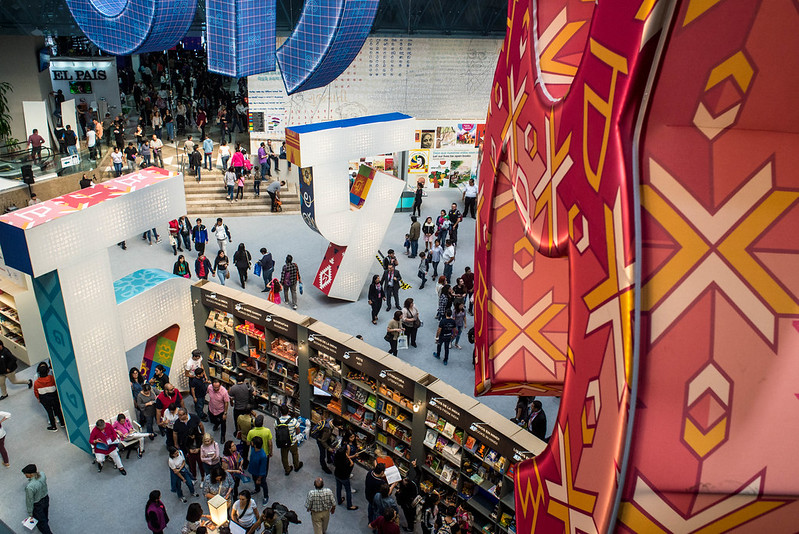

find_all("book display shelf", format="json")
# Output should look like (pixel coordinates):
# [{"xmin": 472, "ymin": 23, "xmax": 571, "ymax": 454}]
[
  {"xmin": 192, "ymin": 281, "xmax": 545, "ymax": 534},
  {"xmin": 0, "ymin": 272, "xmax": 48, "ymax": 366},
  {"xmin": 195, "ymin": 284, "xmax": 310, "ymax": 418}
]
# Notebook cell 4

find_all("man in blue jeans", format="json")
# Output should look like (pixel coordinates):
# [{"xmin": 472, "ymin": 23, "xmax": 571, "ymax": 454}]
[
  {"xmin": 189, "ymin": 367, "xmax": 209, "ymax": 421},
  {"xmin": 434, "ymin": 310, "xmax": 457, "ymax": 365},
  {"xmin": 202, "ymin": 135, "xmax": 214, "ymax": 170},
  {"xmin": 441, "ymin": 239, "xmax": 456, "ymax": 284}
]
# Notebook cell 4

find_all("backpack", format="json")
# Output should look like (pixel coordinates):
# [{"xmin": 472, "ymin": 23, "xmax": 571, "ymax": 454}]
[
  {"xmin": 275, "ymin": 419, "xmax": 292, "ymax": 448},
  {"xmin": 271, "ymin": 502, "xmax": 301, "ymax": 524},
  {"xmin": 310, "ymin": 419, "xmax": 329, "ymax": 440}
]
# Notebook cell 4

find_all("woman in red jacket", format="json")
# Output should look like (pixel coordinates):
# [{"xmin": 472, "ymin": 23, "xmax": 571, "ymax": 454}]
[{"xmin": 32, "ymin": 362, "xmax": 64, "ymax": 432}]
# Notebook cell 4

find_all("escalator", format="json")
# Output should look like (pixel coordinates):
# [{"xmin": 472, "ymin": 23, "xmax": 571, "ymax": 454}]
[{"xmin": 0, "ymin": 140, "xmax": 56, "ymax": 179}]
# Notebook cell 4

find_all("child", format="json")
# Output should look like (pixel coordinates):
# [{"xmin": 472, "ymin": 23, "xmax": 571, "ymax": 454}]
[
  {"xmin": 248, "ymin": 436, "xmax": 268, "ymax": 506},
  {"xmin": 417, "ymin": 252, "xmax": 428, "ymax": 289},
  {"xmin": 404, "ymin": 233, "xmax": 411, "ymax": 255},
  {"xmin": 267, "ymin": 279, "xmax": 282, "ymax": 304}
]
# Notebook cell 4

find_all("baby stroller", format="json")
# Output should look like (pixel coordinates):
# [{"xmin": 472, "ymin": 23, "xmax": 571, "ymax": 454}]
[{"xmin": 176, "ymin": 114, "xmax": 186, "ymax": 136}]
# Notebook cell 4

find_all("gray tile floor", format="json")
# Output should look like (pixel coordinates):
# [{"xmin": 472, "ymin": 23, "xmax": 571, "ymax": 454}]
[{"xmin": 0, "ymin": 185, "xmax": 559, "ymax": 533}]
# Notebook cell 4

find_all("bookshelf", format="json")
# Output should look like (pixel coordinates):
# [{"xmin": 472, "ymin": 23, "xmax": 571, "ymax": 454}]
[
  {"xmin": 191, "ymin": 281, "xmax": 547, "ymax": 533},
  {"xmin": 0, "ymin": 274, "xmax": 48, "ymax": 366}
]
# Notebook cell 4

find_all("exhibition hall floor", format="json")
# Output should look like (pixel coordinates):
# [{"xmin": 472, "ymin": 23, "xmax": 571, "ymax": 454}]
[{"xmin": 0, "ymin": 186, "xmax": 558, "ymax": 533}]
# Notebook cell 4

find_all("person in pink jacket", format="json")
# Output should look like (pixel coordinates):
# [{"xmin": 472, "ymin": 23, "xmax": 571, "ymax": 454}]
[{"xmin": 90, "ymin": 419, "xmax": 127, "ymax": 475}]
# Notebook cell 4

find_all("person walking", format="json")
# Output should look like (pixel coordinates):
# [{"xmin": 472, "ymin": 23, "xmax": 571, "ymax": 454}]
[
  {"xmin": 0, "ymin": 410, "xmax": 10, "ymax": 467},
  {"xmin": 213, "ymin": 250, "xmax": 230, "ymax": 286},
  {"xmin": 206, "ymin": 378, "xmax": 230, "ymax": 441},
  {"xmin": 401, "ymin": 298, "xmax": 420, "ymax": 348},
  {"xmin": 306, "ymin": 478, "xmax": 336, "ymax": 534},
  {"xmin": 233, "ymin": 243, "xmax": 252, "ymax": 289},
  {"xmin": 275, "ymin": 404, "xmax": 303, "ymax": 476},
  {"xmin": 219, "ymin": 140, "xmax": 231, "ymax": 171},
  {"xmin": 195, "ymin": 253, "xmax": 213, "ymax": 281},
  {"xmin": 258, "ymin": 248, "xmax": 275, "ymax": 292},
  {"xmin": 169, "ymin": 446, "xmax": 199, "ymax": 503},
  {"xmin": 202, "ymin": 135, "xmax": 214, "ymax": 170},
  {"xmin": 417, "ymin": 252, "xmax": 429, "ymax": 289},
  {"xmin": 224, "ymin": 167, "xmax": 236, "ymax": 202},
  {"xmin": 412, "ymin": 183, "xmax": 423, "ymax": 217},
  {"xmin": 111, "ymin": 146, "xmax": 124, "ymax": 176},
  {"xmin": 32, "ymin": 362, "xmax": 64, "ymax": 431},
  {"xmin": 178, "ymin": 215, "xmax": 193, "ymax": 252},
  {"xmin": 386, "ymin": 311, "xmax": 404, "ymax": 356},
  {"xmin": 151, "ymin": 134, "xmax": 164, "ymax": 167},
  {"xmin": 408, "ymin": 216, "xmax": 421, "ymax": 258},
  {"xmin": 192, "ymin": 218, "xmax": 208, "ymax": 257},
  {"xmin": 381, "ymin": 265, "xmax": 403, "ymax": 311},
  {"xmin": 146, "ymin": 490, "xmax": 170, "ymax": 534},
  {"xmin": 433, "ymin": 310, "xmax": 457, "ymax": 366},
  {"xmin": 0, "ymin": 340, "xmax": 32, "ymax": 400},
  {"xmin": 368, "ymin": 275, "xmax": 384, "ymax": 325},
  {"xmin": 191, "ymin": 146, "xmax": 203, "ymax": 182},
  {"xmin": 22, "ymin": 464, "xmax": 52, "ymax": 534},
  {"xmin": 280, "ymin": 255, "xmax": 302, "ymax": 310},
  {"xmin": 247, "ymin": 435, "xmax": 269, "ymax": 506},
  {"xmin": 212, "ymin": 218, "xmax": 232, "ymax": 253}
]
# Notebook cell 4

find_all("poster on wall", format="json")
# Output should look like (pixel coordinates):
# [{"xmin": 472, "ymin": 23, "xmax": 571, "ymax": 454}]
[
  {"xmin": 419, "ymin": 130, "xmax": 435, "ymax": 149},
  {"xmin": 408, "ymin": 150, "xmax": 429, "ymax": 174},
  {"xmin": 436, "ymin": 126, "xmax": 457, "ymax": 148},
  {"xmin": 140, "ymin": 325, "xmax": 180, "ymax": 381},
  {"xmin": 456, "ymin": 123, "xmax": 476, "ymax": 145}
]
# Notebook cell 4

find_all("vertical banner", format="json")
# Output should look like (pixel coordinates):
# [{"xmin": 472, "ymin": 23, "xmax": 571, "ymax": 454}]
[
  {"xmin": 299, "ymin": 166, "xmax": 319, "ymax": 234},
  {"xmin": 22, "ymin": 101, "xmax": 50, "ymax": 150}
]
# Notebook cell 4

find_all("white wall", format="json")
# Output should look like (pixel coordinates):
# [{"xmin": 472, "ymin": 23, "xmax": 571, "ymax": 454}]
[
  {"xmin": 248, "ymin": 36, "xmax": 502, "ymax": 145},
  {"xmin": 49, "ymin": 58, "xmax": 122, "ymax": 120}
]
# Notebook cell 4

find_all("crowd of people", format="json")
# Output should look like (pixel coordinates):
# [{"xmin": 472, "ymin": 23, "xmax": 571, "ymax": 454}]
[{"xmin": 370, "ymin": 196, "xmax": 476, "ymax": 368}]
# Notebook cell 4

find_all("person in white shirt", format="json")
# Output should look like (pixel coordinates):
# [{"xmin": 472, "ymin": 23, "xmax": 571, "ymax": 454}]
[
  {"xmin": 462, "ymin": 178, "xmax": 478, "ymax": 218},
  {"xmin": 151, "ymin": 135, "xmax": 164, "ymax": 167},
  {"xmin": 111, "ymin": 147, "xmax": 124, "ymax": 177},
  {"xmin": 442, "ymin": 239, "xmax": 456, "ymax": 284},
  {"xmin": 184, "ymin": 349, "xmax": 203, "ymax": 378},
  {"xmin": 86, "ymin": 128, "xmax": 97, "ymax": 160},
  {"xmin": 213, "ymin": 218, "xmax": 231, "ymax": 252}
]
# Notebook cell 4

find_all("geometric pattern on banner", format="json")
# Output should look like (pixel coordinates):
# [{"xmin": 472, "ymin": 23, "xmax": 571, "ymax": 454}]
[
  {"xmin": 63, "ymin": 0, "xmax": 197, "ymax": 55},
  {"xmin": 479, "ymin": 0, "xmax": 799, "ymax": 531},
  {"xmin": 276, "ymin": 0, "xmax": 379, "ymax": 94},
  {"xmin": 32, "ymin": 270, "xmax": 91, "ymax": 453},
  {"xmin": 141, "ymin": 325, "xmax": 180, "ymax": 382},
  {"xmin": 113, "ymin": 268, "xmax": 178, "ymax": 305},
  {"xmin": 315, "ymin": 243, "xmax": 347, "ymax": 296},
  {"xmin": 207, "ymin": 0, "xmax": 276, "ymax": 77}
]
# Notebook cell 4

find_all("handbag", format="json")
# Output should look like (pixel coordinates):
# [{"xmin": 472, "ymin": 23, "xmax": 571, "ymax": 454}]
[
  {"xmin": 225, "ymin": 270, "xmax": 230, "ymax": 279},
  {"xmin": 413, "ymin": 318, "xmax": 422, "ymax": 328},
  {"xmin": 384, "ymin": 332, "xmax": 393, "ymax": 342},
  {"xmin": 299, "ymin": 282, "xmax": 303, "ymax": 295},
  {"xmin": 254, "ymin": 262, "xmax": 262, "ymax": 276}
]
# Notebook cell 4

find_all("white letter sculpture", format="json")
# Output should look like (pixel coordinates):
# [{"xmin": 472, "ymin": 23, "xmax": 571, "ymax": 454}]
[{"xmin": 286, "ymin": 113, "xmax": 415, "ymax": 301}]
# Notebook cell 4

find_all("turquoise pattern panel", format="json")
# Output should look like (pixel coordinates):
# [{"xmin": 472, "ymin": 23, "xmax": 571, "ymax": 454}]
[
  {"xmin": 32, "ymin": 271, "xmax": 91, "ymax": 453},
  {"xmin": 114, "ymin": 268, "xmax": 178, "ymax": 305}
]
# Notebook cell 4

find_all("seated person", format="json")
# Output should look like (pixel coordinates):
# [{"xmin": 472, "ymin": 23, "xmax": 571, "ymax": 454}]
[
  {"xmin": 112, "ymin": 413, "xmax": 155, "ymax": 458},
  {"xmin": 90, "ymin": 419, "xmax": 127, "ymax": 476}
]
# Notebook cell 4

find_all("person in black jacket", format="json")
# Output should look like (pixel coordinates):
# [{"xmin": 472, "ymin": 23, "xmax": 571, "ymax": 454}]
[
  {"xmin": 190, "ymin": 146, "xmax": 203, "ymax": 182},
  {"xmin": 367, "ymin": 275, "xmax": 384, "ymax": 325},
  {"xmin": 0, "ymin": 341, "xmax": 31, "ymax": 400},
  {"xmin": 527, "ymin": 400, "xmax": 547, "ymax": 441},
  {"xmin": 396, "ymin": 459, "xmax": 421, "ymax": 532},
  {"xmin": 380, "ymin": 265, "xmax": 403, "ymax": 311},
  {"xmin": 232, "ymin": 243, "xmax": 252, "ymax": 289},
  {"xmin": 258, "ymin": 248, "xmax": 274, "ymax": 292}
]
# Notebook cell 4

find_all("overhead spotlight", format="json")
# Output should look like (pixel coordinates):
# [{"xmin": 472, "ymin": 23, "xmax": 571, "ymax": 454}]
[
  {"xmin": 343, "ymin": 352, "xmax": 351, "ymax": 359},
  {"xmin": 413, "ymin": 402, "xmax": 420, "ymax": 413},
  {"xmin": 429, "ymin": 397, "xmax": 443, "ymax": 407},
  {"xmin": 265, "ymin": 315, "xmax": 272, "ymax": 322},
  {"xmin": 234, "ymin": 303, "xmax": 242, "ymax": 311},
  {"xmin": 209, "ymin": 292, "xmax": 217, "ymax": 299},
  {"xmin": 308, "ymin": 334, "xmax": 316, "ymax": 343},
  {"xmin": 469, "ymin": 422, "xmax": 488, "ymax": 432}
]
